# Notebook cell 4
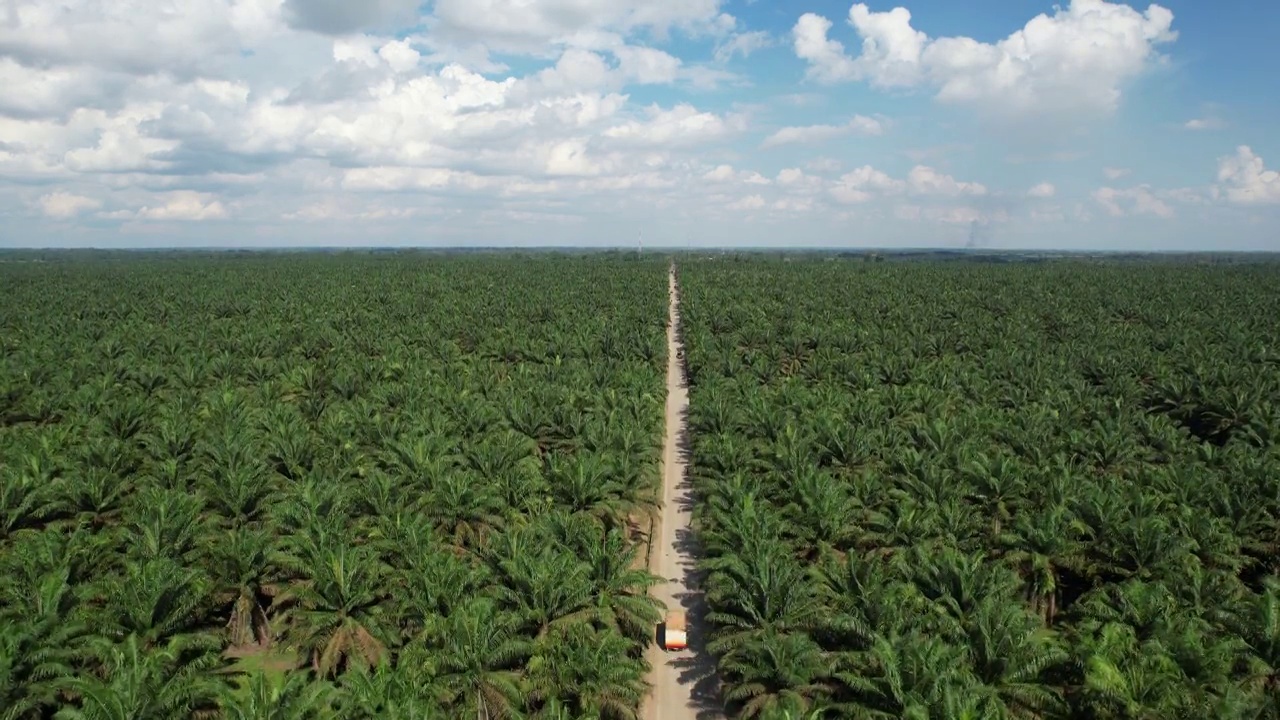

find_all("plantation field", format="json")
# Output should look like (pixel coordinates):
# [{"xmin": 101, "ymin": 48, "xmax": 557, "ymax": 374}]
[
  {"xmin": 1, "ymin": 254, "xmax": 670, "ymax": 718},
  {"xmin": 680, "ymin": 258, "xmax": 1280, "ymax": 718}
]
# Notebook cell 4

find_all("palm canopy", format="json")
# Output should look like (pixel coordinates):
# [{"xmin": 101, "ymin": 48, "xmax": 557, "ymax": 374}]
[
  {"xmin": 0, "ymin": 255, "xmax": 670, "ymax": 719},
  {"xmin": 678, "ymin": 257, "xmax": 1280, "ymax": 719}
]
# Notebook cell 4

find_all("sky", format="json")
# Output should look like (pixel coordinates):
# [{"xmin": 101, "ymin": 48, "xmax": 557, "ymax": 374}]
[{"xmin": 1, "ymin": 0, "xmax": 1278, "ymax": 250}]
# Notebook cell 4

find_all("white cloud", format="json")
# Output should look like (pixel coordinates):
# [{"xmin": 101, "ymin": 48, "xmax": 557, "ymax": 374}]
[
  {"xmin": 284, "ymin": 0, "xmax": 420, "ymax": 35},
  {"xmin": 830, "ymin": 164, "xmax": 904, "ymax": 203},
  {"xmin": 603, "ymin": 103, "xmax": 737, "ymax": 147},
  {"xmin": 777, "ymin": 168, "xmax": 805, "ymax": 185},
  {"xmin": 827, "ymin": 163, "xmax": 988, "ymax": 205},
  {"xmin": 613, "ymin": 45, "xmax": 683, "ymax": 84},
  {"xmin": 760, "ymin": 114, "xmax": 883, "ymax": 148},
  {"xmin": 727, "ymin": 194, "xmax": 765, "ymax": 210},
  {"xmin": 774, "ymin": 168, "xmax": 825, "ymax": 194},
  {"xmin": 37, "ymin": 191, "xmax": 103, "ymax": 219},
  {"xmin": 134, "ymin": 191, "xmax": 229, "ymax": 221},
  {"xmin": 806, "ymin": 157, "xmax": 842, "ymax": 174},
  {"xmin": 702, "ymin": 164, "xmax": 769, "ymax": 185},
  {"xmin": 1184, "ymin": 117, "xmax": 1224, "ymax": 130},
  {"xmin": 714, "ymin": 31, "xmax": 773, "ymax": 63},
  {"xmin": 842, "ymin": 165, "xmax": 907, "ymax": 192},
  {"xmin": 793, "ymin": 0, "xmax": 1177, "ymax": 119},
  {"xmin": 378, "ymin": 39, "xmax": 423, "ymax": 73},
  {"xmin": 1092, "ymin": 185, "xmax": 1174, "ymax": 218},
  {"xmin": 0, "ymin": 0, "xmax": 284, "ymax": 77},
  {"xmin": 427, "ymin": 0, "xmax": 732, "ymax": 56},
  {"xmin": 772, "ymin": 197, "xmax": 815, "ymax": 212},
  {"xmin": 793, "ymin": 13, "xmax": 859, "ymax": 84},
  {"xmin": 1027, "ymin": 182, "xmax": 1056, "ymax": 198},
  {"xmin": 1103, "ymin": 167, "xmax": 1131, "ymax": 180},
  {"xmin": 0, "ymin": 0, "xmax": 1270, "ymax": 249},
  {"xmin": 283, "ymin": 198, "xmax": 425, "ymax": 221},
  {"xmin": 341, "ymin": 166, "xmax": 462, "ymax": 191},
  {"xmin": 1215, "ymin": 146, "xmax": 1280, "ymax": 205},
  {"xmin": 906, "ymin": 166, "xmax": 986, "ymax": 196}
]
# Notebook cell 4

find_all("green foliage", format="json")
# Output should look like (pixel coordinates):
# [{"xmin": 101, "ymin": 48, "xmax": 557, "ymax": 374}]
[
  {"xmin": 679, "ymin": 257, "xmax": 1280, "ymax": 718},
  {"xmin": 0, "ymin": 253, "xmax": 668, "ymax": 718}
]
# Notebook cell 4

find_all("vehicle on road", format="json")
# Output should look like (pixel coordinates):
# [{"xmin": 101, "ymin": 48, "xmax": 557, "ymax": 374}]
[{"xmin": 660, "ymin": 610, "xmax": 687, "ymax": 650}]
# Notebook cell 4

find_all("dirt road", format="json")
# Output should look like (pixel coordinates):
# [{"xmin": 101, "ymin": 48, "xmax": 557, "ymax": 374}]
[{"xmin": 642, "ymin": 265, "xmax": 722, "ymax": 720}]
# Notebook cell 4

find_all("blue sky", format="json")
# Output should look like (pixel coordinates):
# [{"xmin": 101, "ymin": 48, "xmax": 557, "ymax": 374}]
[{"xmin": 0, "ymin": 0, "xmax": 1277, "ymax": 250}]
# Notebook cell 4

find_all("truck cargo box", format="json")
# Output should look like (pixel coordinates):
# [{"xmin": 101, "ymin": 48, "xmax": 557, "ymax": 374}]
[{"xmin": 661, "ymin": 610, "xmax": 687, "ymax": 650}]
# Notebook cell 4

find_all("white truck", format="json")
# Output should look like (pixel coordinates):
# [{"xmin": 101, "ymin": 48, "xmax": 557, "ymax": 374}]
[{"xmin": 661, "ymin": 610, "xmax": 687, "ymax": 651}]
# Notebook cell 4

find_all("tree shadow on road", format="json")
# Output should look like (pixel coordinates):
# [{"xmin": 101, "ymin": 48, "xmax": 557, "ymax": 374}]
[
  {"xmin": 654, "ymin": 265, "xmax": 724, "ymax": 720},
  {"xmin": 669, "ymin": 400, "xmax": 724, "ymax": 719}
]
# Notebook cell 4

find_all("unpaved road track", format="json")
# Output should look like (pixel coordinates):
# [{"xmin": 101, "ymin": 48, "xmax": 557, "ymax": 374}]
[{"xmin": 643, "ymin": 265, "xmax": 722, "ymax": 720}]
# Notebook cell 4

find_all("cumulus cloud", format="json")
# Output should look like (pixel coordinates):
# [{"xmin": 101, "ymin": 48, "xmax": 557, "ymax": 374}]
[
  {"xmin": 135, "ymin": 191, "xmax": 229, "ymax": 221},
  {"xmin": 906, "ymin": 166, "xmax": 986, "ymax": 196},
  {"xmin": 827, "ymin": 163, "xmax": 987, "ymax": 205},
  {"xmin": 772, "ymin": 197, "xmax": 815, "ymax": 212},
  {"xmin": 760, "ymin": 114, "xmax": 883, "ymax": 148},
  {"xmin": 284, "ymin": 0, "xmax": 421, "ymax": 35},
  {"xmin": 727, "ymin": 194, "xmax": 765, "ymax": 210},
  {"xmin": 37, "ymin": 191, "xmax": 103, "ymax": 219},
  {"xmin": 806, "ymin": 157, "xmax": 843, "ymax": 174},
  {"xmin": 793, "ymin": 0, "xmax": 1177, "ymax": 119},
  {"xmin": 1103, "ymin": 167, "xmax": 1132, "ymax": 180},
  {"xmin": 1027, "ymin": 182, "xmax": 1056, "ymax": 198},
  {"xmin": 714, "ymin": 31, "xmax": 773, "ymax": 63},
  {"xmin": 2, "ymin": 0, "xmax": 1267, "ymax": 248},
  {"xmin": 427, "ymin": 0, "xmax": 734, "ymax": 56},
  {"xmin": 1184, "ymin": 117, "xmax": 1225, "ymax": 131},
  {"xmin": 1215, "ymin": 146, "xmax": 1280, "ymax": 205},
  {"xmin": 0, "ymin": 0, "xmax": 283, "ymax": 77},
  {"xmin": 1092, "ymin": 185, "xmax": 1174, "ymax": 218},
  {"xmin": 603, "ymin": 103, "xmax": 738, "ymax": 147},
  {"xmin": 830, "ymin": 164, "xmax": 906, "ymax": 203},
  {"xmin": 702, "ymin": 165, "xmax": 770, "ymax": 185},
  {"xmin": 793, "ymin": 14, "xmax": 859, "ymax": 84}
]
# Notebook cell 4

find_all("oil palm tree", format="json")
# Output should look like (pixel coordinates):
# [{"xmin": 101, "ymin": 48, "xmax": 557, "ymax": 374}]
[
  {"xmin": 424, "ymin": 597, "xmax": 532, "ymax": 720},
  {"xmin": 52, "ymin": 634, "xmax": 221, "ymax": 720}
]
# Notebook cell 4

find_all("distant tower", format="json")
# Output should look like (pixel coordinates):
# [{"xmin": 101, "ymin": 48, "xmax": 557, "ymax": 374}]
[{"xmin": 638, "ymin": 230, "xmax": 643, "ymax": 257}]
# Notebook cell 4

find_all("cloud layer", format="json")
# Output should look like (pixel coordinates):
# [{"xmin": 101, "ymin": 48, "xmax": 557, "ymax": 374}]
[
  {"xmin": 794, "ymin": 0, "xmax": 1177, "ymax": 119},
  {"xmin": 0, "ymin": 0, "xmax": 1273, "ymax": 249}
]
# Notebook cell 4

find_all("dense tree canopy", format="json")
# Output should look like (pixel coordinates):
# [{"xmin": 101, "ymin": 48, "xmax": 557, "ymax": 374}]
[
  {"xmin": 0, "ymin": 252, "xmax": 669, "ymax": 719},
  {"xmin": 679, "ymin": 257, "xmax": 1280, "ymax": 719}
]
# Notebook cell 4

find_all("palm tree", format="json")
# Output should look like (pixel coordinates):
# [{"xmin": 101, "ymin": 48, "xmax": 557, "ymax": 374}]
[
  {"xmin": 1079, "ymin": 623, "xmax": 1190, "ymax": 719},
  {"xmin": 218, "ymin": 670, "xmax": 338, "ymax": 719},
  {"xmin": 780, "ymin": 466, "xmax": 859, "ymax": 557},
  {"xmin": 997, "ymin": 504, "xmax": 1091, "ymax": 624},
  {"xmin": 207, "ymin": 526, "xmax": 285, "ymax": 648},
  {"xmin": 58, "ymin": 466, "xmax": 130, "ymax": 531},
  {"xmin": 489, "ymin": 539, "xmax": 594, "ymax": 641},
  {"xmin": 338, "ymin": 657, "xmax": 446, "ymax": 719},
  {"xmin": 424, "ymin": 597, "xmax": 532, "ymax": 720},
  {"xmin": 278, "ymin": 539, "xmax": 391, "ymax": 677},
  {"xmin": 0, "ymin": 615, "xmax": 83, "ymax": 719},
  {"xmin": 1238, "ymin": 578, "xmax": 1280, "ymax": 709},
  {"xmin": 832, "ymin": 632, "xmax": 974, "ymax": 719},
  {"xmin": 426, "ymin": 470, "xmax": 505, "ymax": 550},
  {"xmin": 52, "ymin": 634, "xmax": 221, "ymax": 720},
  {"xmin": 0, "ymin": 462, "xmax": 59, "ymax": 540},
  {"xmin": 525, "ymin": 625, "xmax": 648, "ymax": 719},
  {"xmin": 704, "ymin": 541, "xmax": 827, "ymax": 656},
  {"xmin": 123, "ymin": 486, "xmax": 206, "ymax": 563},
  {"xmin": 578, "ymin": 528, "xmax": 664, "ymax": 645},
  {"xmin": 100, "ymin": 557, "xmax": 213, "ymax": 649},
  {"xmin": 719, "ymin": 631, "xmax": 836, "ymax": 719},
  {"xmin": 963, "ymin": 600, "xmax": 1068, "ymax": 718},
  {"xmin": 545, "ymin": 452, "xmax": 640, "ymax": 534}
]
